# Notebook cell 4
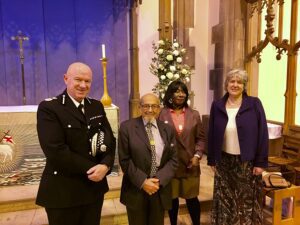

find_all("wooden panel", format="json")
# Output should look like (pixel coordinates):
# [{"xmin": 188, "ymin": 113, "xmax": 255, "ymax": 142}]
[
  {"xmin": 159, "ymin": 0, "xmax": 172, "ymax": 40},
  {"xmin": 184, "ymin": 0, "xmax": 194, "ymax": 28},
  {"xmin": 273, "ymin": 186, "xmax": 300, "ymax": 225}
]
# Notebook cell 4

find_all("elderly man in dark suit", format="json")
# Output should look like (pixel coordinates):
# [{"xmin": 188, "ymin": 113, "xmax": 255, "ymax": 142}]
[
  {"xmin": 118, "ymin": 93, "xmax": 178, "ymax": 225},
  {"xmin": 36, "ymin": 62, "xmax": 116, "ymax": 225}
]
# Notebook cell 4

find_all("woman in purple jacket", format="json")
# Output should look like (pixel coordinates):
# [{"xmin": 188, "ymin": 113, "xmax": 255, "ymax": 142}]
[
  {"xmin": 207, "ymin": 69, "xmax": 269, "ymax": 225},
  {"xmin": 159, "ymin": 80, "xmax": 206, "ymax": 225}
]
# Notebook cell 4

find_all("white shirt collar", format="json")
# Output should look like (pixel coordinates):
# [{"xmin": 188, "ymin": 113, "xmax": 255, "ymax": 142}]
[
  {"xmin": 142, "ymin": 118, "xmax": 158, "ymax": 128},
  {"xmin": 67, "ymin": 93, "xmax": 84, "ymax": 108}
]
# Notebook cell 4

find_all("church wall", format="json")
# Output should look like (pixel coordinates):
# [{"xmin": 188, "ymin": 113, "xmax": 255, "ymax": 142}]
[
  {"xmin": 138, "ymin": 0, "xmax": 219, "ymax": 116},
  {"xmin": 190, "ymin": 0, "xmax": 220, "ymax": 115}
]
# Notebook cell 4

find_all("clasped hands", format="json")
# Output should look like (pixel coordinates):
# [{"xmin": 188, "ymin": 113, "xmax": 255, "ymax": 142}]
[
  {"xmin": 142, "ymin": 178, "xmax": 160, "ymax": 195},
  {"xmin": 87, "ymin": 164, "xmax": 109, "ymax": 182}
]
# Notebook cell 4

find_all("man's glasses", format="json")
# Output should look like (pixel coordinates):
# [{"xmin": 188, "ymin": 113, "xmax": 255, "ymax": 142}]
[{"xmin": 141, "ymin": 104, "xmax": 160, "ymax": 110}]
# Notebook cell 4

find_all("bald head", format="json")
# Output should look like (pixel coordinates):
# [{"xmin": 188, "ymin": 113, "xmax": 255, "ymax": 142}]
[
  {"xmin": 140, "ymin": 93, "xmax": 159, "ymax": 105},
  {"xmin": 139, "ymin": 93, "xmax": 161, "ymax": 121},
  {"xmin": 64, "ymin": 62, "xmax": 93, "ymax": 102},
  {"xmin": 66, "ymin": 62, "xmax": 93, "ymax": 77}
]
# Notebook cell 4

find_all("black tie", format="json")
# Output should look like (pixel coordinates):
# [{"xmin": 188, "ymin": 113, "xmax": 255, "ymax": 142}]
[{"xmin": 78, "ymin": 103, "xmax": 85, "ymax": 116}]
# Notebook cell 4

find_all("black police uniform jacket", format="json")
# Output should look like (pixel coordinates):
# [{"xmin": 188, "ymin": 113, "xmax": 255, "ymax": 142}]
[{"xmin": 36, "ymin": 90, "xmax": 116, "ymax": 208}]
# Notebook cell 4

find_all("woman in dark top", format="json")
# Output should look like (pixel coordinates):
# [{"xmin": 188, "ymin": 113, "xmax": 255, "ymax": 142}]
[
  {"xmin": 159, "ymin": 80, "xmax": 206, "ymax": 225},
  {"xmin": 207, "ymin": 69, "xmax": 269, "ymax": 225}
]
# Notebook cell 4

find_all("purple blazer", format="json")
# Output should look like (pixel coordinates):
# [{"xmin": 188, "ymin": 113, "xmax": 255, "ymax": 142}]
[{"xmin": 207, "ymin": 93, "xmax": 269, "ymax": 168}]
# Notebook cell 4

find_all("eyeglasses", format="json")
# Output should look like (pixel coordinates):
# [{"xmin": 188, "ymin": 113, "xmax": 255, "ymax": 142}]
[{"xmin": 141, "ymin": 104, "xmax": 160, "ymax": 110}]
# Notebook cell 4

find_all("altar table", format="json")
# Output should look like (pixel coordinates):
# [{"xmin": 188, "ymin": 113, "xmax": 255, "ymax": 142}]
[{"xmin": 0, "ymin": 104, "xmax": 120, "ymax": 186}]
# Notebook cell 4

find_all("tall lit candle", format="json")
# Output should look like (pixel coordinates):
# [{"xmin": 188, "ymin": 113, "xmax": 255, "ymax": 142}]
[{"xmin": 101, "ymin": 44, "xmax": 106, "ymax": 58}]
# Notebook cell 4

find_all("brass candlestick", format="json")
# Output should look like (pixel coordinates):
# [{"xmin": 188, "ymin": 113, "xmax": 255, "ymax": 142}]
[{"xmin": 100, "ymin": 58, "xmax": 112, "ymax": 107}]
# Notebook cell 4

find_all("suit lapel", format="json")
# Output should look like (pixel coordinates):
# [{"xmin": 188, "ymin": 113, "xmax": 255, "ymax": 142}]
[
  {"xmin": 164, "ymin": 107, "xmax": 186, "ymax": 144},
  {"xmin": 164, "ymin": 109, "xmax": 176, "ymax": 131},
  {"xmin": 238, "ymin": 95, "xmax": 251, "ymax": 114},
  {"xmin": 215, "ymin": 100, "xmax": 227, "ymax": 115},
  {"xmin": 157, "ymin": 120, "xmax": 168, "ymax": 145},
  {"xmin": 134, "ymin": 117, "xmax": 152, "ymax": 151},
  {"xmin": 215, "ymin": 93, "xmax": 251, "ymax": 115},
  {"xmin": 178, "ymin": 107, "xmax": 191, "ymax": 141},
  {"xmin": 157, "ymin": 120, "xmax": 173, "ymax": 165}
]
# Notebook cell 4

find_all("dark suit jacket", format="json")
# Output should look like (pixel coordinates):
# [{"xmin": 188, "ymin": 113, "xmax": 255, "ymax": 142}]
[
  {"xmin": 159, "ymin": 107, "xmax": 206, "ymax": 178},
  {"xmin": 207, "ymin": 92, "xmax": 269, "ymax": 168},
  {"xmin": 36, "ymin": 90, "xmax": 116, "ymax": 208},
  {"xmin": 118, "ymin": 116, "xmax": 178, "ymax": 210}
]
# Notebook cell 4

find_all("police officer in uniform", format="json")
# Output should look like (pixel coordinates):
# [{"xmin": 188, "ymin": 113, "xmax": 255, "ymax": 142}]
[{"xmin": 36, "ymin": 62, "xmax": 116, "ymax": 225}]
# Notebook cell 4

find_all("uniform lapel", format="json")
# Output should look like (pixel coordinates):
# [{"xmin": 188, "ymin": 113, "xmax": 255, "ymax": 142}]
[
  {"xmin": 83, "ymin": 98, "xmax": 93, "ymax": 124},
  {"xmin": 63, "ymin": 94, "xmax": 86, "ymax": 124}
]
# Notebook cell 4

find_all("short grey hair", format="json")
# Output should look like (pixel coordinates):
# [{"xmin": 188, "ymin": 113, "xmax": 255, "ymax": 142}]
[{"xmin": 224, "ymin": 69, "xmax": 248, "ymax": 92}]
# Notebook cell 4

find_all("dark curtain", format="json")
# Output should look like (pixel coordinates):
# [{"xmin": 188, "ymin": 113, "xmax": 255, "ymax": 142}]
[{"xmin": 0, "ymin": 0, "xmax": 129, "ymax": 121}]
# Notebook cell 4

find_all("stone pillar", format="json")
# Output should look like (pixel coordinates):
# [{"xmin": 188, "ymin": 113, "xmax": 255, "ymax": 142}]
[
  {"xmin": 210, "ymin": 0, "xmax": 247, "ymax": 100},
  {"xmin": 129, "ymin": 3, "xmax": 141, "ymax": 118}
]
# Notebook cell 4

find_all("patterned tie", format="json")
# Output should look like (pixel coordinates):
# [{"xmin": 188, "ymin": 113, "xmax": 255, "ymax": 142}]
[{"xmin": 145, "ymin": 122, "xmax": 157, "ymax": 177}]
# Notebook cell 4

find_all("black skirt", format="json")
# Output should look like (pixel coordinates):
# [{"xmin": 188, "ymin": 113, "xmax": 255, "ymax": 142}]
[{"xmin": 211, "ymin": 152, "xmax": 264, "ymax": 225}]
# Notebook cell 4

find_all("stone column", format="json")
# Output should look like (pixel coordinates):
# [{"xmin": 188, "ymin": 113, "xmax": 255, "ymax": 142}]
[
  {"xmin": 129, "ymin": 1, "xmax": 142, "ymax": 118},
  {"xmin": 210, "ymin": 0, "xmax": 247, "ymax": 100}
]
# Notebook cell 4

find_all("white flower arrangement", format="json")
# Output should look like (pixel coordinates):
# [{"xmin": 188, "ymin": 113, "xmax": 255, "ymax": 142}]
[{"xmin": 149, "ymin": 39, "xmax": 193, "ymax": 102}]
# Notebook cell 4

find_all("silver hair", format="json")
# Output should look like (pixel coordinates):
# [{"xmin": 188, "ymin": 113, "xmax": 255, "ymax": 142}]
[{"xmin": 224, "ymin": 69, "xmax": 248, "ymax": 92}]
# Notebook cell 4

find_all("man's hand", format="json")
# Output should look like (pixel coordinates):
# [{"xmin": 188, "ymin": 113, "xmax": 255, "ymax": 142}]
[
  {"xmin": 142, "ymin": 178, "xmax": 160, "ymax": 195},
  {"xmin": 87, "ymin": 164, "xmax": 109, "ymax": 182}
]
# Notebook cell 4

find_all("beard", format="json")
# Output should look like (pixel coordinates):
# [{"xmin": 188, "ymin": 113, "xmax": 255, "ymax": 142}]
[{"xmin": 143, "ymin": 115, "xmax": 156, "ymax": 123}]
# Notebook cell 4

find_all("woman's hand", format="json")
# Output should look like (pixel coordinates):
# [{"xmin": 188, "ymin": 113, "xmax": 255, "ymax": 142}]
[
  {"xmin": 191, "ymin": 156, "xmax": 200, "ymax": 166},
  {"xmin": 210, "ymin": 166, "xmax": 216, "ymax": 173},
  {"xmin": 188, "ymin": 156, "xmax": 200, "ymax": 168},
  {"xmin": 253, "ymin": 167, "xmax": 264, "ymax": 176}
]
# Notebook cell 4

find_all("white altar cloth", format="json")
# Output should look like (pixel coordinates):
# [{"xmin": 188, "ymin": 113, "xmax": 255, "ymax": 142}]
[
  {"xmin": 267, "ymin": 123, "xmax": 282, "ymax": 139},
  {"xmin": 0, "ymin": 105, "xmax": 38, "ymax": 113},
  {"xmin": 0, "ymin": 104, "xmax": 120, "ymax": 185},
  {"xmin": 267, "ymin": 123, "xmax": 283, "ymax": 156}
]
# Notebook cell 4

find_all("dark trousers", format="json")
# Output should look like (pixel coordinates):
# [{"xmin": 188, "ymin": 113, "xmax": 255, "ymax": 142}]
[
  {"xmin": 126, "ymin": 192, "xmax": 165, "ymax": 225},
  {"xmin": 168, "ymin": 197, "xmax": 200, "ymax": 225},
  {"xmin": 45, "ymin": 195, "xmax": 104, "ymax": 225}
]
